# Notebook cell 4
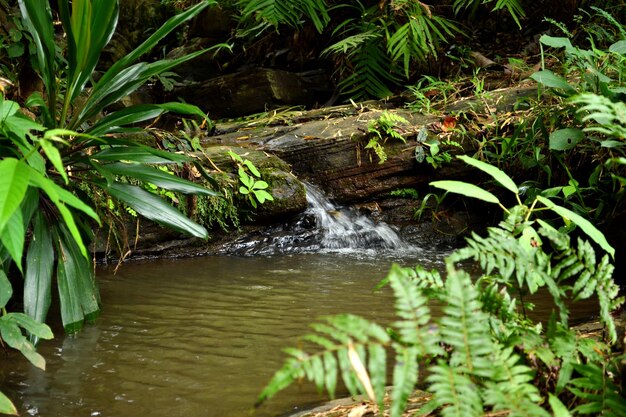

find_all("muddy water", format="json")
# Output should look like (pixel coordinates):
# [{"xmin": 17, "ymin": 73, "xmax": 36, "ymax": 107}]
[{"xmin": 1, "ymin": 253, "xmax": 443, "ymax": 417}]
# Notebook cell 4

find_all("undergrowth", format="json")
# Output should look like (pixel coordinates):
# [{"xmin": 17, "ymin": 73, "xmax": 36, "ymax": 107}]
[{"xmin": 258, "ymin": 156, "xmax": 625, "ymax": 417}]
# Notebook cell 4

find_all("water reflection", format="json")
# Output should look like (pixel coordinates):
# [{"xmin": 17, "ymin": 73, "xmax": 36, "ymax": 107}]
[{"xmin": 2, "ymin": 253, "xmax": 435, "ymax": 417}]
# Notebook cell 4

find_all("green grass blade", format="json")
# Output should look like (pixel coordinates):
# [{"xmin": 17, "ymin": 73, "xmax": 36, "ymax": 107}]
[{"xmin": 105, "ymin": 182, "xmax": 208, "ymax": 239}]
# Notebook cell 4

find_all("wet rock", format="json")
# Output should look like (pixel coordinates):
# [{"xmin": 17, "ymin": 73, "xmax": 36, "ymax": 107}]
[{"xmin": 171, "ymin": 68, "xmax": 332, "ymax": 118}]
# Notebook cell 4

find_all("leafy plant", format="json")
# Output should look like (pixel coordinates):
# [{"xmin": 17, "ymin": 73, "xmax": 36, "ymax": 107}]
[
  {"xmin": 258, "ymin": 156, "xmax": 624, "ymax": 417},
  {"xmin": 452, "ymin": 0, "xmax": 526, "ymax": 29},
  {"xmin": 227, "ymin": 150, "xmax": 274, "ymax": 208},
  {"xmin": 365, "ymin": 110, "xmax": 409, "ymax": 164},
  {"xmin": 0, "ymin": 268, "xmax": 53, "ymax": 415}
]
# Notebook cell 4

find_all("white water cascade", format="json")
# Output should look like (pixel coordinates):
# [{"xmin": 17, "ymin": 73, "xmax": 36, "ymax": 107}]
[
  {"xmin": 220, "ymin": 183, "xmax": 418, "ymax": 256},
  {"xmin": 305, "ymin": 184, "xmax": 408, "ymax": 250}
]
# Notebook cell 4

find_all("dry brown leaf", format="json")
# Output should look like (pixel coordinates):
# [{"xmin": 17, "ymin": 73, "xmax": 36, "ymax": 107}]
[
  {"xmin": 347, "ymin": 343, "xmax": 377, "ymax": 407},
  {"xmin": 347, "ymin": 403, "xmax": 372, "ymax": 417}
]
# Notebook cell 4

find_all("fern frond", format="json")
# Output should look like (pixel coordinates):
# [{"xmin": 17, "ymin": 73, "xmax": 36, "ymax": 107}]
[
  {"xmin": 569, "ymin": 363, "xmax": 626, "ymax": 417},
  {"xmin": 387, "ymin": 264, "xmax": 443, "ymax": 356},
  {"xmin": 484, "ymin": 347, "xmax": 549, "ymax": 417},
  {"xmin": 427, "ymin": 361, "xmax": 483, "ymax": 417},
  {"xmin": 257, "ymin": 313, "xmax": 390, "ymax": 405},
  {"xmin": 440, "ymin": 269, "xmax": 494, "ymax": 378},
  {"xmin": 238, "ymin": 0, "xmax": 330, "ymax": 32},
  {"xmin": 390, "ymin": 346, "xmax": 419, "ymax": 417}
]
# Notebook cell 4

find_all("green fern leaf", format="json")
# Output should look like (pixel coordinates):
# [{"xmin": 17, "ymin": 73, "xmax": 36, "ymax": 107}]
[
  {"xmin": 390, "ymin": 346, "xmax": 419, "ymax": 417},
  {"xmin": 427, "ymin": 361, "xmax": 483, "ymax": 417},
  {"xmin": 440, "ymin": 269, "xmax": 494, "ymax": 378}
]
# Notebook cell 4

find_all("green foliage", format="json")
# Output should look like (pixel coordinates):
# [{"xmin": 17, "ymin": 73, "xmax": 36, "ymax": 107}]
[
  {"xmin": 259, "ymin": 157, "xmax": 624, "ymax": 417},
  {"xmin": 1, "ymin": 0, "xmax": 223, "ymax": 333},
  {"xmin": 453, "ymin": 0, "xmax": 526, "ymax": 29},
  {"xmin": 365, "ymin": 111, "xmax": 409, "ymax": 164},
  {"xmin": 227, "ymin": 150, "xmax": 274, "ymax": 208}
]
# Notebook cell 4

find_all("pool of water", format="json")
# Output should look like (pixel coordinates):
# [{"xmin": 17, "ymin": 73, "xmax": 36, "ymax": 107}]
[{"xmin": 1, "ymin": 253, "xmax": 442, "ymax": 417}]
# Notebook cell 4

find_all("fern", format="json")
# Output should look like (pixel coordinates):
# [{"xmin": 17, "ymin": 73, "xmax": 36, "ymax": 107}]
[
  {"xmin": 569, "ymin": 362, "xmax": 626, "ymax": 417},
  {"xmin": 483, "ymin": 347, "xmax": 549, "ymax": 417},
  {"xmin": 453, "ymin": 0, "xmax": 526, "ymax": 29},
  {"xmin": 427, "ymin": 362, "xmax": 483, "ymax": 417},
  {"xmin": 237, "ymin": 0, "xmax": 330, "ymax": 32},
  {"xmin": 440, "ymin": 269, "xmax": 494, "ymax": 377},
  {"xmin": 571, "ymin": 93, "xmax": 626, "ymax": 140}
]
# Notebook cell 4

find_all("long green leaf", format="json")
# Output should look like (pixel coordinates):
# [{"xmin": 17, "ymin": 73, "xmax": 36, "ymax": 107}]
[
  {"xmin": 103, "ymin": 163, "xmax": 219, "ymax": 196},
  {"xmin": 0, "ymin": 319, "xmax": 45, "ymax": 369},
  {"xmin": 457, "ymin": 155, "xmax": 518, "ymax": 194},
  {"xmin": 96, "ymin": 1, "xmax": 213, "ymax": 89},
  {"xmin": 8, "ymin": 313, "xmax": 53, "ymax": 340},
  {"xmin": 0, "ymin": 158, "xmax": 30, "ymax": 233},
  {"xmin": 0, "ymin": 270, "xmax": 12, "ymax": 308},
  {"xmin": 536, "ymin": 196, "xmax": 615, "ymax": 257},
  {"xmin": 105, "ymin": 182, "xmax": 208, "ymax": 239},
  {"xmin": 0, "ymin": 391, "xmax": 17, "ymax": 415},
  {"xmin": 430, "ymin": 180, "xmax": 500, "ymax": 204},
  {"xmin": 79, "ymin": 48, "xmax": 214, "ymax": 125},
  {"xmin": 88, "ymin": 102, "xmax": 208, "ymax": 136},
  {"xmin": 530, "ymin": 70, "xmax": 577, "ymax": 95},
  {"xmin": 60, "ymin": 0, "xmax": 119, "ymax": 104},
  {"xmin": 40, "ymin": 139, "xmax": 69, "ymax": 183},
  {"xmin": 92, "ymin": 146, "xmax": 190, "ymax": 164},
  {"xmin": 17, "ymin": 0, "xmax": 57, "ymax": 114},
  {"xmin": 0, "ymin": 209, "xmax": 25, "ymax": 272},
  {"xmin": 24, "ymin": 212, "xmax": 54, "ymax": 326},
  {"xmin": 55, "ymin": 226, "xmax": 100, "ymax": 333}
]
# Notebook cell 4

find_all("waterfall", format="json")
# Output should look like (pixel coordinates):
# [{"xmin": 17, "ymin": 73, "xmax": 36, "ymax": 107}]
[
  {"xmin": 305, "ymin": 184, "xmax": 408, "ymax": 250},
  {"xmin": 220, "ymin": 183, "xmax": 418, "ymax": 256}
]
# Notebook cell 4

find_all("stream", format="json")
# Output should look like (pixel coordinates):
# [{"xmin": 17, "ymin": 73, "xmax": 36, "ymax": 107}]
[{"xmin": 0, "ymin": 186, "xmax": 599, "ymax": 417}]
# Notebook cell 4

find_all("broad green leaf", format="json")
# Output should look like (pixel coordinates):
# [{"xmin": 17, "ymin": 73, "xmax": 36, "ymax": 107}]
[
  {"xmin": 0, "ymin": 98, "xmax": 19, "ymax": 120},
  {"xmin": 0, "ymin": 391, "xmax": 17, "ymax": 415},
  {"xmin": 549, "ymin": 128, "xmax": 584, "ymax": 151},
  {"xmin": 6, "ymin": 313, "xmax": 52, "ymax": 340},
  {"xmin": 548, "ymin": 394, "xmax": 572, "ymax": 417},
  {"xmin": 457, "ymin": 155, "xmax": 518, "ymax": 194},
  {"xmin": 55, "ymin": 227, "xmax": 100, "ymax": 333},
  {"xmin": 609, "ymin": 40, "xmax": 626, "ymax": 54},
  {"xmin": 537, "ymin": 196, "xmax": 614, "ymax": 257},
  {"xmin": 40, "ymin": 139, "xmax": 68, "ymax": 183},
  {"xmin": 24, "ymin": 212, "xmax": 54, "ymax": 327},
  {"xmin": 530, "ymin": 70, "xmax": 577, "ymax": 95},
  {"xmin": 0, "ymin": 158, "xmax": 30, "ymax": 233},
  {"xmin": 105, "ymin": 182, "xmax": 208, "ymax": 239},
  {"xmin": 539, "ymin": 35, "xmax": 575, "ymax": 52},
  {"xmin": 254, "ymin": 190, "xmax": 273, "ymax": 204},
  {"xmin": 28, "ymin": 170, "xmax": 99, "ymax": 223},
  {"xmin": 0, "ymin": 270, "xmax": 12, "ymax": 308},
  {"xmin": 243, "ymin": 160, "xmax": 261, "ymax": 177},
  {"xmin": 102, "ymin": 163, "xmax": 220, "ymax": 196},
  {"xmin": 92, "ymin": 146, "xmax": 190, "ymax": 164},
  {"xmin": 0, "ymin": 208, "xmax": 25, "ymax": 272},
  {"xmin": 430, "ymin": 180, "xmax": 500, "ymax": 204},
  {"xmin": 0, "ymin": 319, "xmax": 44, "ymax": 369}
]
